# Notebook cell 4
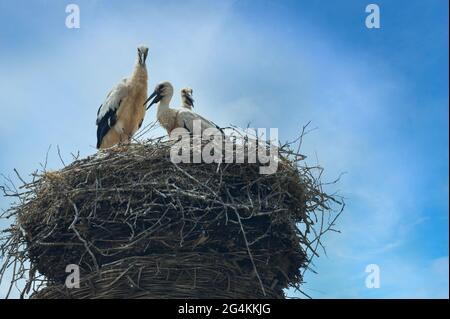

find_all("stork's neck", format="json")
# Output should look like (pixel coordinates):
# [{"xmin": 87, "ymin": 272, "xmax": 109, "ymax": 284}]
[
  {"xmin": 157, "ymin": 95, "xmax": 173, "ymax": 116},
  {"xmin": 130, "ymin": 62, "xmax": 148, "ymax": 84}
]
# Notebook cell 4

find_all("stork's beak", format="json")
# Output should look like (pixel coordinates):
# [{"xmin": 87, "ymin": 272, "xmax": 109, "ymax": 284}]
[
  {"xmin": 138, "ymin": 49, "xmax": 148, "ymax": 66},
  {"xmin": 186, "ymin": 95, "xmax": 195, "ymax": 108},
  {"xmin": 144, "ymin": 89, "xmax": 162, "ymax": 110},
  {"xmin": 143, "ymin": 50, "xmax": 148, "ymax": 63}
]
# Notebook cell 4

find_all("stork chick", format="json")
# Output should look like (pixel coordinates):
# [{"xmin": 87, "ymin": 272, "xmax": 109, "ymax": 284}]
[
  {"xmin": 145, "ymin": 82, "xmax": 222, "ymax": 135},
  {"xmin": 180, "ymin": 87, "xmax": 194, "ymax": 110},
  {"xmin": 96, "ymin": 45, "xmax": 149, "ymax": 149}
]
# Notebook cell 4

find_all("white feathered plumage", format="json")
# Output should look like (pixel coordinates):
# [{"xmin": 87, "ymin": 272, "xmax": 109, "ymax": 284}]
[{"xmin": 145, "ymin": 82, "xmax": 222, "ymax": 135}]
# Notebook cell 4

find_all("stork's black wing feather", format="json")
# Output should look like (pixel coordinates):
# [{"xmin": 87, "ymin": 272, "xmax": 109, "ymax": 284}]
[
  {"xmin": 213, "ymin": 122, "xmax": 225, "ymax": 135},
  {"xmin": 96, "ymin": 81, "xmax": 128, "ymax": 149},
  {"xmin": 183, "ymin": 120, "xmax": 192, "ymax": 135},
  {"xmin": 96, "ymin": 109, "xmax": 117, "ymax": 149}
]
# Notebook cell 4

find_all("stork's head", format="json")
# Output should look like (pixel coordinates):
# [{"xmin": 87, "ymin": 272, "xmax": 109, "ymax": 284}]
[
  {"xmin": 181, "ymin": 87, "xmax": 194, "ymax": 109},
  {"xmin": 144, "ymin": 81, "xmax": 174, "ymax": 109},
  {"xmin": 137, "ymin": 46, "xmax": 149, "ymax": 66}
]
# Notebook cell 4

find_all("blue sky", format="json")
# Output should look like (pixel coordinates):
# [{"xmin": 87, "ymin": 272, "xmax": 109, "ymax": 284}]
[{"xmin": 0, "ymin": 0, "xmax": 448, "ymax": 298}]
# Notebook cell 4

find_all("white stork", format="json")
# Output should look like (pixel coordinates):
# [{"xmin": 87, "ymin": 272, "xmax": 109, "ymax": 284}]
[
  {"xmin": 96, "ymin": 46, "xmax": 149, "ymax": 149},
  {"xmin": 180, "ymin": 87, "xmax": 194, "ymax": 110},
  {"xmin": 144, "ymin": 82, "xmax": 222, "ymax": 135}
]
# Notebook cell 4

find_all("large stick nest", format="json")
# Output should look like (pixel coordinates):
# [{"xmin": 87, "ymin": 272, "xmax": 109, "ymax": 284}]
[{"xmin": 1, "ymin": 132, "xmax": 343, "ymax": 299}]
